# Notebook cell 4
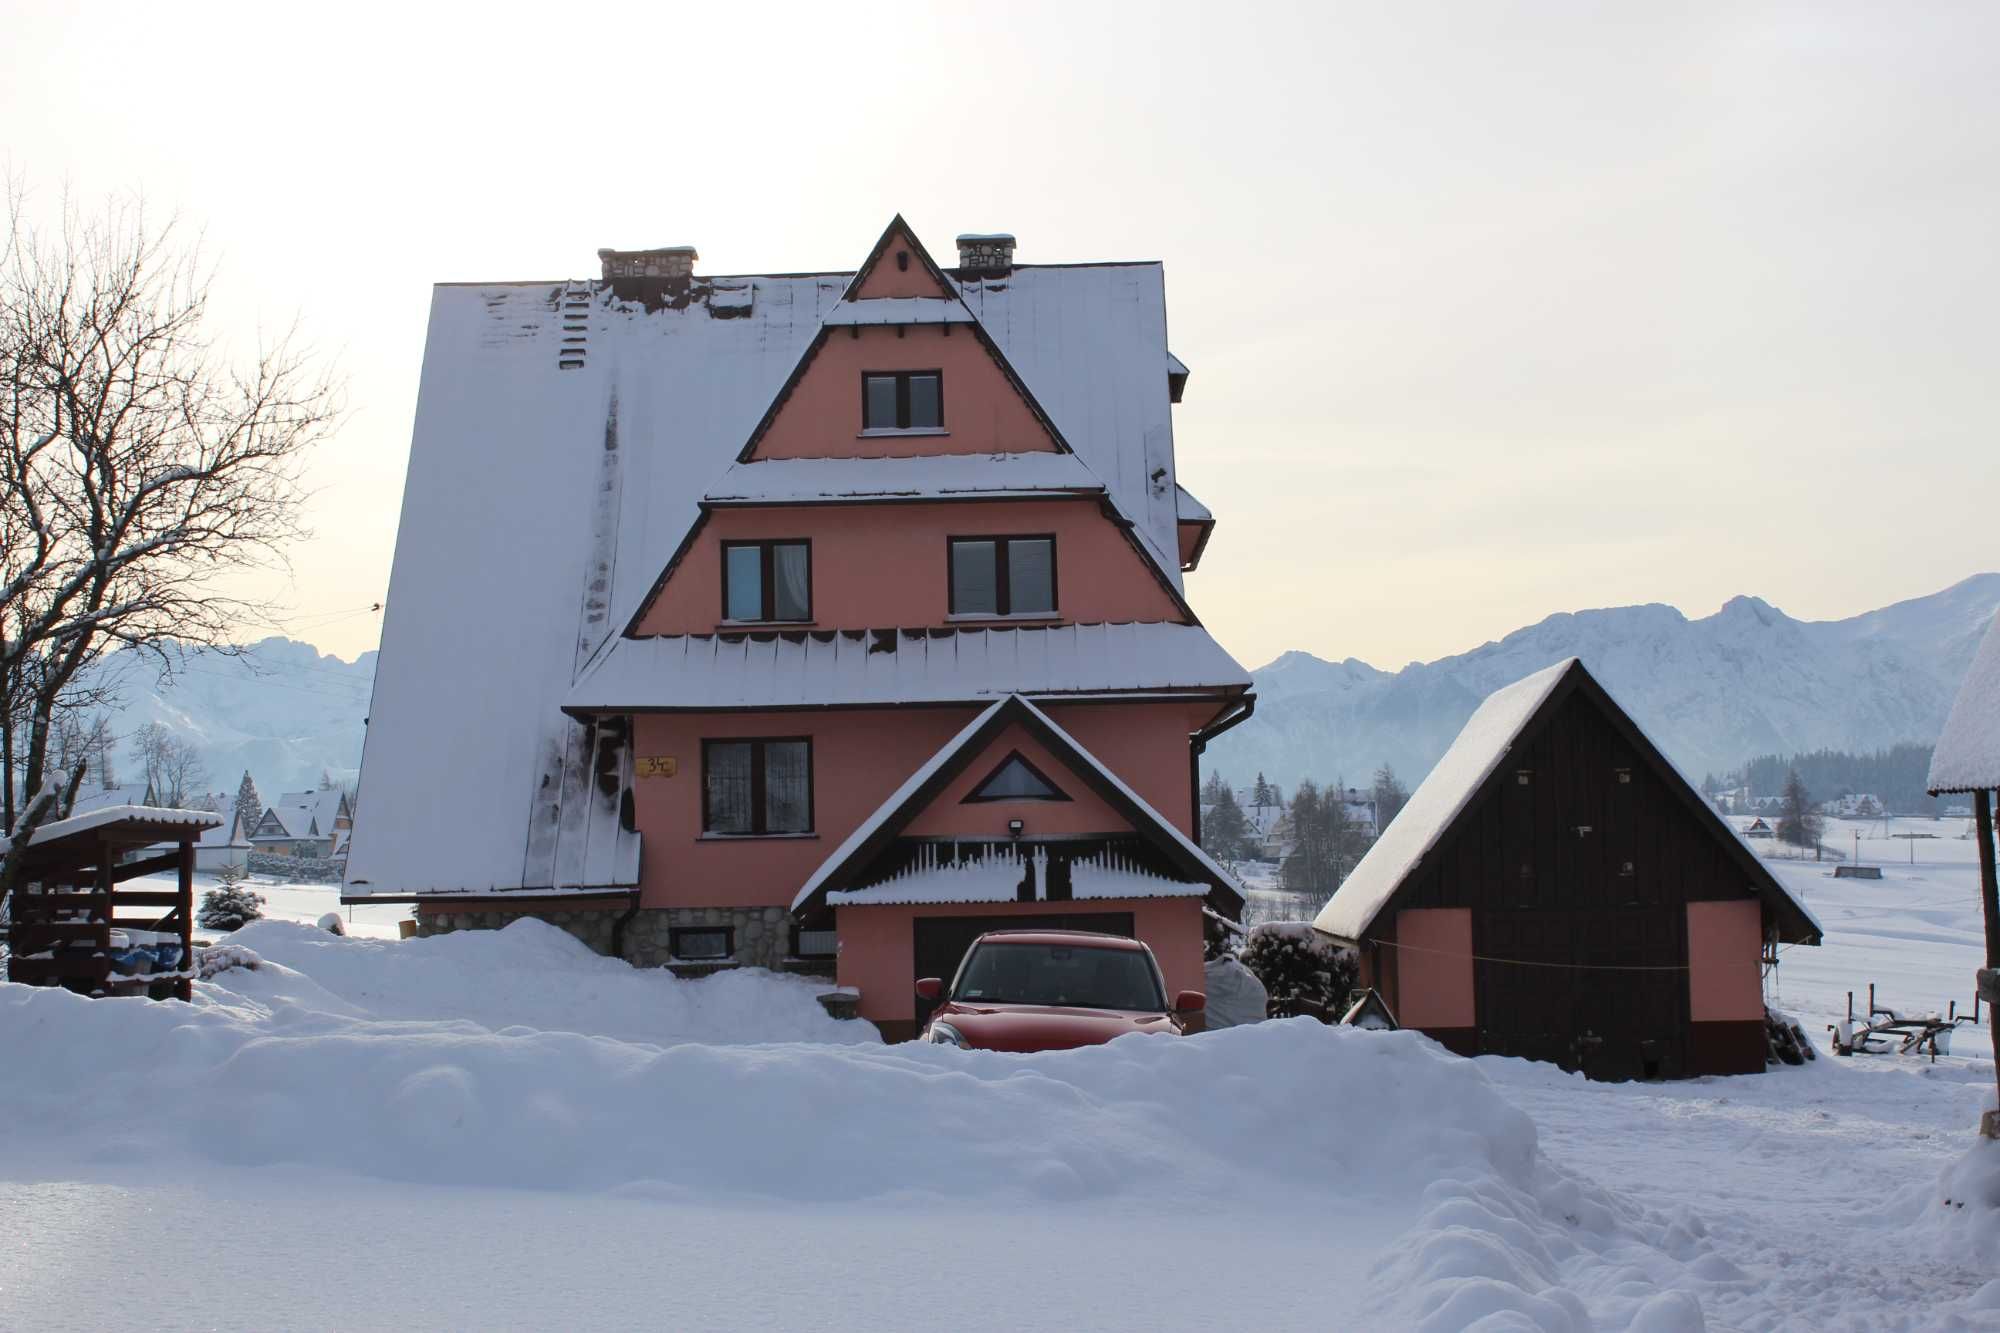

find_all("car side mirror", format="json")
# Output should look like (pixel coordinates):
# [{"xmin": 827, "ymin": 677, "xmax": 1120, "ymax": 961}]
[
  {"xmin": 1174, "ymin": 990, "xmax": 1206, "ymax": 1014},
  {"xmin": 915, "ymin": 977, "xmax": 943, "ymax": 1002}
]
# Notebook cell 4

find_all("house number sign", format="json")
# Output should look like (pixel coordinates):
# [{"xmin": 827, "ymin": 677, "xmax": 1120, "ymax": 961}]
[{"xmin": 638, "ymin": 756, "xmax": 678, "ymax": 779}]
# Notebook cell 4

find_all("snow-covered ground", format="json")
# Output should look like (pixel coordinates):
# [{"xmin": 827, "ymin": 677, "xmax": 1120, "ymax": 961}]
[{"xmin": 5, "ymin": 823, "xmax": 1998, "ymax": 1331}]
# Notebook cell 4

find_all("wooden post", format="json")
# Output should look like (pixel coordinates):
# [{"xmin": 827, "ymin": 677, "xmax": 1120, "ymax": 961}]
[
  {"xmin": 95, "ymin": 837, "xmax": 115, "ymax": 998},
  {"xmin": 1976, "ymin": 789, "xmax": 2000, "ymax": 1137},
  {"xmin": 177, "ymin": 836, "xmax": 195, "ymax": 1002}
]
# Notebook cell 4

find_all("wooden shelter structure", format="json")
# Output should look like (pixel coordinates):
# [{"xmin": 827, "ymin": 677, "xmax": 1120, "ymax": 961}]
[
  {"xmin": 4, "ymin": 805, "xmax": 220, "ymax": 1001},
  {"xmin": 1927, "ymin": 608, "xmax": 2000, "ymax": 1132},
  {"xmin": 1315, "ymin": 659, "xmax": 1820, "ymax": 1081}
]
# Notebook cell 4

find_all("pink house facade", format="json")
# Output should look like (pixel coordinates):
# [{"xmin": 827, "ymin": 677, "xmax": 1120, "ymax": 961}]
[{"xmin": 345, "ymin": 219, "xmax": 1250, "ymax": 1039}]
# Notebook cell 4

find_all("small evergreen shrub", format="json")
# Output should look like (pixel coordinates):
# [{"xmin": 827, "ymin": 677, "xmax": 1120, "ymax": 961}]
[{"xmin": 198, "ymin": 866, "xmax": 265, "ymax": 932}]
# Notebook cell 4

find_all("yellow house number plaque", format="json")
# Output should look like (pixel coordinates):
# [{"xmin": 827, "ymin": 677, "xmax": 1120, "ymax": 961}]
[{"xmin": 638, "ymin": 756, "xmax": 678, "ymax": 779}]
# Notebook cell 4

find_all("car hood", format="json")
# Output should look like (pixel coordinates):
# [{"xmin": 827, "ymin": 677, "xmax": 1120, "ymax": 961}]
[{"xmin": 932, "ymin": 1003, "xmax": 1178, "ymax": 1051}]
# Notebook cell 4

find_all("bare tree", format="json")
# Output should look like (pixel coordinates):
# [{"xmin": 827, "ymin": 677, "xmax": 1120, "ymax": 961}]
[
  {"xmin": 134, "ymin": 720, "xmax": 208, "ymax": 808},
  {"xmin": 0, "ymin": 183, "xmax": 338, "ymax": 911}
]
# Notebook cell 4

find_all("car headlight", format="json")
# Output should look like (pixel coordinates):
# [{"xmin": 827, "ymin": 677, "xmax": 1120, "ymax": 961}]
[{"xmin": 927, "ymin": 1022, "xmax": 969, "ymax": 1048}]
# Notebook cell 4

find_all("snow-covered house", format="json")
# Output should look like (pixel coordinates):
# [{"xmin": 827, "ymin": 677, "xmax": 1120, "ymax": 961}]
[
  {"xmin": 344, "ymin": 218, "xmax": 1249, "ymax": 1038},
  {"xmin": 69, "ymin": 781, "xmax": 155, "ymax": 817},
  {"xmin": 252, "ymin": 789, "xmax": 352, "ymax": 859},
  {"xmin": 1314, "ymin": 658, "xmax": 1820, "ymax": 1080}
]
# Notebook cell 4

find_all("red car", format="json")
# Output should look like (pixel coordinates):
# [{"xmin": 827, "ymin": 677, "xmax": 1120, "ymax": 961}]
[{"xmin": 915, "ymin": 929, "xmax": 1205, "ymax": 1051}]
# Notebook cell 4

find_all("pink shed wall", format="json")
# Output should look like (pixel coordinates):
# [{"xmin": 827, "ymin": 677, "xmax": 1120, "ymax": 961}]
[
  {"xmin": 750, "ymin": 324, "xmax": 1061, "ymax": 460},
  {"xmin": 835, "ymin": 896, "xmax": 1206, "ymax": 1027},
  {"xmin": 902, "ymin": 723, "xmax": 1135, "ymax": 839},
  {"xmin": 634, "ymin": 500, "xmax": 1185, "ymax": 635},
  {"xmin": 630, "ymin": 700, "xmax": 1210, "ymax": 911},
  {"xmin": 1394, "ymin": 908, "xmax": 1475, "ymax": 1030},
  {"xmin": 1686, "ymin": 899, "xmax": 1765, "ymax": 1022}
]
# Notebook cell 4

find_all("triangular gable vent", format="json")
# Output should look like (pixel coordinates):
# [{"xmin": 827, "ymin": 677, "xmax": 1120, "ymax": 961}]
[{"xmin": 964, "ymin": 751, "xmax": 1070, "ymax": 804}]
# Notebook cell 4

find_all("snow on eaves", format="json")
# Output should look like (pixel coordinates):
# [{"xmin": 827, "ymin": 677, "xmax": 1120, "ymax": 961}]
[
  {"xmin": 565, "ymin": 622, "xmax": 1251, "ymax": 713},
  {"xmin": 1314, "ymin": 660, "xmax": 1575, "ymax": 943},
  {"xmin": 1175, "ymin": 483, "xmax": 1212, "ymax": 524},
  {"xmin": 704, "ymin": 453, "xmax": 1103, "ymax": 504},
  {"xmin": 0, "ymin": 803, "xmax": 220, "ymax": 853},
  {"xmin": 822, "ymin": 298, "xmax": 972, "ymax": 326},
  {"xmin": 1929, "ymin": 608, "xmax": 2000, "ymax": 794}
]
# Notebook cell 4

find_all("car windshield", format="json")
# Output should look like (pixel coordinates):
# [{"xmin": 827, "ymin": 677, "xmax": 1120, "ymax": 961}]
[{"xmin": 952, "ymin": 941, "xmax": 1166, "ymax": 1011}]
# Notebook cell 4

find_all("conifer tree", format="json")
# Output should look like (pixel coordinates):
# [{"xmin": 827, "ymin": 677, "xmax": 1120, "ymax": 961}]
[
  {"xmin": 1777, "ymin": 768, "xmax": 1823, "ymax": 851},
  {"xmin": 233, "ymin": 771, "xmax": 263, "ymax": 842},
  {"xmin": 1202, "ymin": 784, "xmax": 1253, "ymax": 861}
]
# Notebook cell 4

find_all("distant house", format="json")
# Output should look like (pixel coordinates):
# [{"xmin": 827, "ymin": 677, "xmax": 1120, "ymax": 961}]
[
  {"xmin": 146, "ymin": 807, "xmax": 253, "ymax": 874},
  {"xmin": 1743, "ymin": 817, "xmax": 1774, "ymax": 839},
  {"xmin": 70, "ymin": 781, "xmax": 155, "ymax": 817},
  {"xmin": 251, "ymin": 789, "xmax": 353, "ymax": 859},
  {"xmin": 1255, "ymin": 788, "xmax": 1376, "ymax": 863},
  {"xmin": 1315, "ymin": 658, "xmax": 1820, "ymax": 1081}
]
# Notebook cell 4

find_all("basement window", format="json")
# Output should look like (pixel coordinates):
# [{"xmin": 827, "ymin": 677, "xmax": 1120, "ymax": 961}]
[
  {"xmin": 670, "ymin": 926, "xmax": 734, "ymax": 961},
  {"xmin": 862, "ymin": 371, "xmax": 943, "ymax": 431}
]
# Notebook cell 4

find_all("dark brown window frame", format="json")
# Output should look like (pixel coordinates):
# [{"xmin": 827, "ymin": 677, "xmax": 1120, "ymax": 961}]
[
  {"xmin": 719, "ymin": 539, "xmax": 813, "ymax": 623},
  {"xmin": 861, "ymin": 370, "xmax": 945, "ymax": 431},
  {"xmin": 963, "ymin": 749, "xmax": 1073, "ymax": 804},
  {"xmin": 669, "ymin": 925, "xmax": 736, "ymax": 961},
  {"xmin": 946, "ymin": 534, "xmax": 1059, "ymax": 617},
  {"xmin": 701, "ymin": 736, "xmax": 816, "ymax": 836}
]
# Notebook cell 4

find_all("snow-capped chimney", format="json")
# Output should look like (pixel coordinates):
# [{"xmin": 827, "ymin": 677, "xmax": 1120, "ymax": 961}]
[
  {"xmin": 956, "ymin": 233, "xmax": 1015, "ymax": 275},
  {"xmin": 597, "ymin": 245, "xmax": 698, "ymax": 281}
]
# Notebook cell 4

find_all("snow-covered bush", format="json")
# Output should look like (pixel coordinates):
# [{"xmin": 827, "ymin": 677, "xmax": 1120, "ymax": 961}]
[
  {"xmin": 198, "ymin": 869, "xmax": 266, "ymax": 931},
  {"xmin": 195, "ymin": 942, "xmax": 261, "ymax": 979},
  {"xmin": 1239, "ymin": 922, "xmax": 1357, "ymax": 1020}
]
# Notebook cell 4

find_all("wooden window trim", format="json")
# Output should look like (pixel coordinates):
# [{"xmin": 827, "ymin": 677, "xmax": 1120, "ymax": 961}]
[
  {"xmin": 700, "ymin": 736, "xmax": 815, "ymax": 836},
  {"xmin": 860, "ymin": 370, "xmax": 945, "ymax": 431},
  {"xmin": 946, "ymin": 534, "xmax": 1059, "ymax": 617},
  {"xmin": 963, "ymin": 749, "xmax": 1073, "ymax": 804},
  {"xmin": 719, "ymin": 539, "xmax": 813, "ymax": 623}
]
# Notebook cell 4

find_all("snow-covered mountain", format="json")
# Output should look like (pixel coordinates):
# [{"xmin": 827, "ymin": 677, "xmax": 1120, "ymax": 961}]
[
  {"xmin": 1209, "ymin": 574, "xmax": 2000, "ymax": 797},
  {"xmin": 75, "ymin": 637, "xmax": 375, "ymax": 801}
]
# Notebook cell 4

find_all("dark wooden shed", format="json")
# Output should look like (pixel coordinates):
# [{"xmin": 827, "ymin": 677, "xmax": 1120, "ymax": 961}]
[
  {"xmin": 4, "ymin": 805, "xmax": 220, "ymax": 1001},
  {"xmin": 1315, "ymin": 658, "xmax": 1820, "ymax": 1081}
]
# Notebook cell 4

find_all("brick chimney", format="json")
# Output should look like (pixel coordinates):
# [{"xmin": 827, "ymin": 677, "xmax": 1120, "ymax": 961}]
[
  {"xmin": 955, "ymin": 233, "xmax": 1015, "ymax": 275},
  {"xmin": 597, "ymin": 245, "xmax": 698, "ymax": 281}
]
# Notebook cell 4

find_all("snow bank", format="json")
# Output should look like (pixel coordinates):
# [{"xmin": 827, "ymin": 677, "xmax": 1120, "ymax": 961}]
[
  {"xmin": 207, "ymin": 918, "xmax": 874, "ymax": 1047},
  {"xmin": 1934, "ymin": 1134, "xmax": 2000, "ymax": 1268}
]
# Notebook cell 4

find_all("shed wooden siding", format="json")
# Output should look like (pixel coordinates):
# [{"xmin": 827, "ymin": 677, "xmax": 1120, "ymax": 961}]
[{"xmin": 1384, "ymin": 690, "xmax": 1769, "ymax": 1077}]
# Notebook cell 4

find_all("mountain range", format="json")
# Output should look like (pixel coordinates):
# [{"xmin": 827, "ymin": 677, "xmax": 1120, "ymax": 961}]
[
  {"xmin": 64, "ymin": 575, "xmax": 1997, "ymax": 815},
  {"xmin": 1207, "ymin": 574, "xmax": 2000, "ymax": 800}
]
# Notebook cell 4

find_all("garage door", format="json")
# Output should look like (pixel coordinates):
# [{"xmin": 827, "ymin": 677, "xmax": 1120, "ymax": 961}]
[{"xmin": 912, "ymin": 913, "xmax": 1136, "ymax": 1027}]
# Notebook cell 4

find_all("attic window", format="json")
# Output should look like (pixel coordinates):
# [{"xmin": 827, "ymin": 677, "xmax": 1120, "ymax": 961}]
[
  {"xmin": 862, "ymin": 372, "xmax": 943, "ymax": 432},
  {"xmin": 965, "ymin": 751, "xmax": 1070, "ymax": 804}
]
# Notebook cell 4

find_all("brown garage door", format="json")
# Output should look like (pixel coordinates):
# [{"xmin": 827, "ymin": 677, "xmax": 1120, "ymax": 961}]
[
  {"xmin": 1475, "ymin": 907, "xmax": 1687, "ymax": 1081},
  {"xmin": 913, "ymin": 913, "xmax": 1136, "ymax": 1027}
]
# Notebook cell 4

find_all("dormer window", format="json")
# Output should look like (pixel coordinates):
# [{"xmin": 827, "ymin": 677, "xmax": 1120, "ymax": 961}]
[
  {"xmin": 965, "ymin": 751, "xmax": 1070, "ymax": 803},
  {"xmin": 862, "ymin": 371, "xmax": 943, "ymax": 432},
  {"xmin": 722, "ymin": 540, "xmax": 811, "ymax": 622}
]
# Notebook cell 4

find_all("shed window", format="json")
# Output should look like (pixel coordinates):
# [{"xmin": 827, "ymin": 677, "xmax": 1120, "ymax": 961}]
[
  {"xmin": 949, "ymin": 536, "xmax": 1056, "ymax": 616},
  {"xmin": 703, "ymin": 738, "xmax": 813, "ymax": 835},
  {"xmin": 862, "ymin": 371, "xmax": 943, "ymax": 430},
  {"xmin": 722, "ymin": 540, "xmax": 810, "ymax": 622}
]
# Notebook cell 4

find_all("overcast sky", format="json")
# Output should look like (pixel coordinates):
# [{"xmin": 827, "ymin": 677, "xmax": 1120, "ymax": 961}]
[{"xmin": 6, "ymin": 1, "xmax": 1994, "ymax": 670}]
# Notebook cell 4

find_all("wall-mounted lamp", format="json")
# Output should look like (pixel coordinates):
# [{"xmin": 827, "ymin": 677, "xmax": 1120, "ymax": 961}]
[{"xmin": 1007, "ymin": 819, "xmax": 1025, "ymax": 839}]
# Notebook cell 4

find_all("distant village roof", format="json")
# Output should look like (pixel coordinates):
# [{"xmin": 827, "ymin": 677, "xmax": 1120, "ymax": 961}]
[
  {"xmin": 703, "ymin": 453, "xmax": 1103, "ymax": 505},
  {"xmin": 565, "ymin": 622, "xmax": 1251, "ymax": 715},
  {"xmin": 1315, "ymin": 658, "xmax": 1821, "ymax": 945},
  {"xmin": 69, "ymin": 783, "xmax": 152, "ymax": 817},
  {"xmin": 1929, "ymin": 608, "xmax": 2000, "ymax": 795},
  {"xmin": 256, "ymin": 789, "xmax": 347, "ymax": 841}
]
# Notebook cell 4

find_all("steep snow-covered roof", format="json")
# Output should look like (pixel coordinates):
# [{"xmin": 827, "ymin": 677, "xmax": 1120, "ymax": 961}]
[
  {"xmin": 350, "ymin": 249, "xmax": 1196, "ymax": 898},
  {"xmin": 1315, "ymin": 659, "xmax": 1820, "ymax": 945},
  {"xmin": 564, "ymin": 622, "xmax": 1250, "ymax": 714},
  {"xmin": 1929, "ymin": 609, "xmax": 2000, "ymax": 794},
  {"xmin": 70, "ymin": 783, "xmax": 151, "ymax": 816},
  {"xmin": 0, "ymin": 804, "xmax": 220, "ymax": 853},
  {"xmin": 260, "ymin": 790, "xmax": 346, "ymax": 840},
  {"xmin": 703, "ymin": 453, "xmax": 1102, "ymax": 505}
]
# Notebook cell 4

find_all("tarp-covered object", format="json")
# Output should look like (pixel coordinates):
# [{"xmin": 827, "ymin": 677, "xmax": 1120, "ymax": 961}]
[
  {"xmin": 1930, "ymin": 608, "xmax": 2000, "ymax": 795},
  {"xmin": 1202, "ymin": 956, "xmax": 1269, "ymax": 1030}
]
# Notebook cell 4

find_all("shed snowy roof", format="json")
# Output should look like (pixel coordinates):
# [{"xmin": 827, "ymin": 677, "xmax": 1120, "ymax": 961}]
[
  {"xmin": 348, "ymin": 242, "xmax": 1194, "ymax": 898},
  {"xmin": 564, "ymin": 622, "xmax": 1250, "ymax": 714},
  {"xmin": 1315, "ymin": 658, "xmax": 1821, "ymax": 945},
  {"xmin": 1929, "ymin": 608, "xmax": 2000, "ymax": 795},
  {"xmin": 0, "ymin": 804, "xmax": 220, "ymax": 854},
  {"xmin": 703, "ymin": 453, "xmax": 1103, "ymax": 505}
]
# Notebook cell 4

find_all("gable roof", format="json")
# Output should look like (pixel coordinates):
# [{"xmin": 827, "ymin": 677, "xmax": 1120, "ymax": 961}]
[
  {"xmin": 1314, "ymin": 658, "xmax": 1822, "ymax": 946},
  {"xmin": 349, "ymin": 230, "xmax": 1196, "ymax": 899},
  {"xmin": 1929, "ymin": 608, "xmax": 2000, "ymax": 795},
  {"xmin": 841, "ymin": 214, "xmax": 958, "ymax": 303},
  {"xmin": 71, "ymin": 782, "xmax": 153, "ymax": 816},
  {"xmin": 258, "ymin": 789, "xmax": 347, "ymax": 840},
  {"xmin": 791, "ymin": 693, "xmax": 1243, "ymax": 916}
]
